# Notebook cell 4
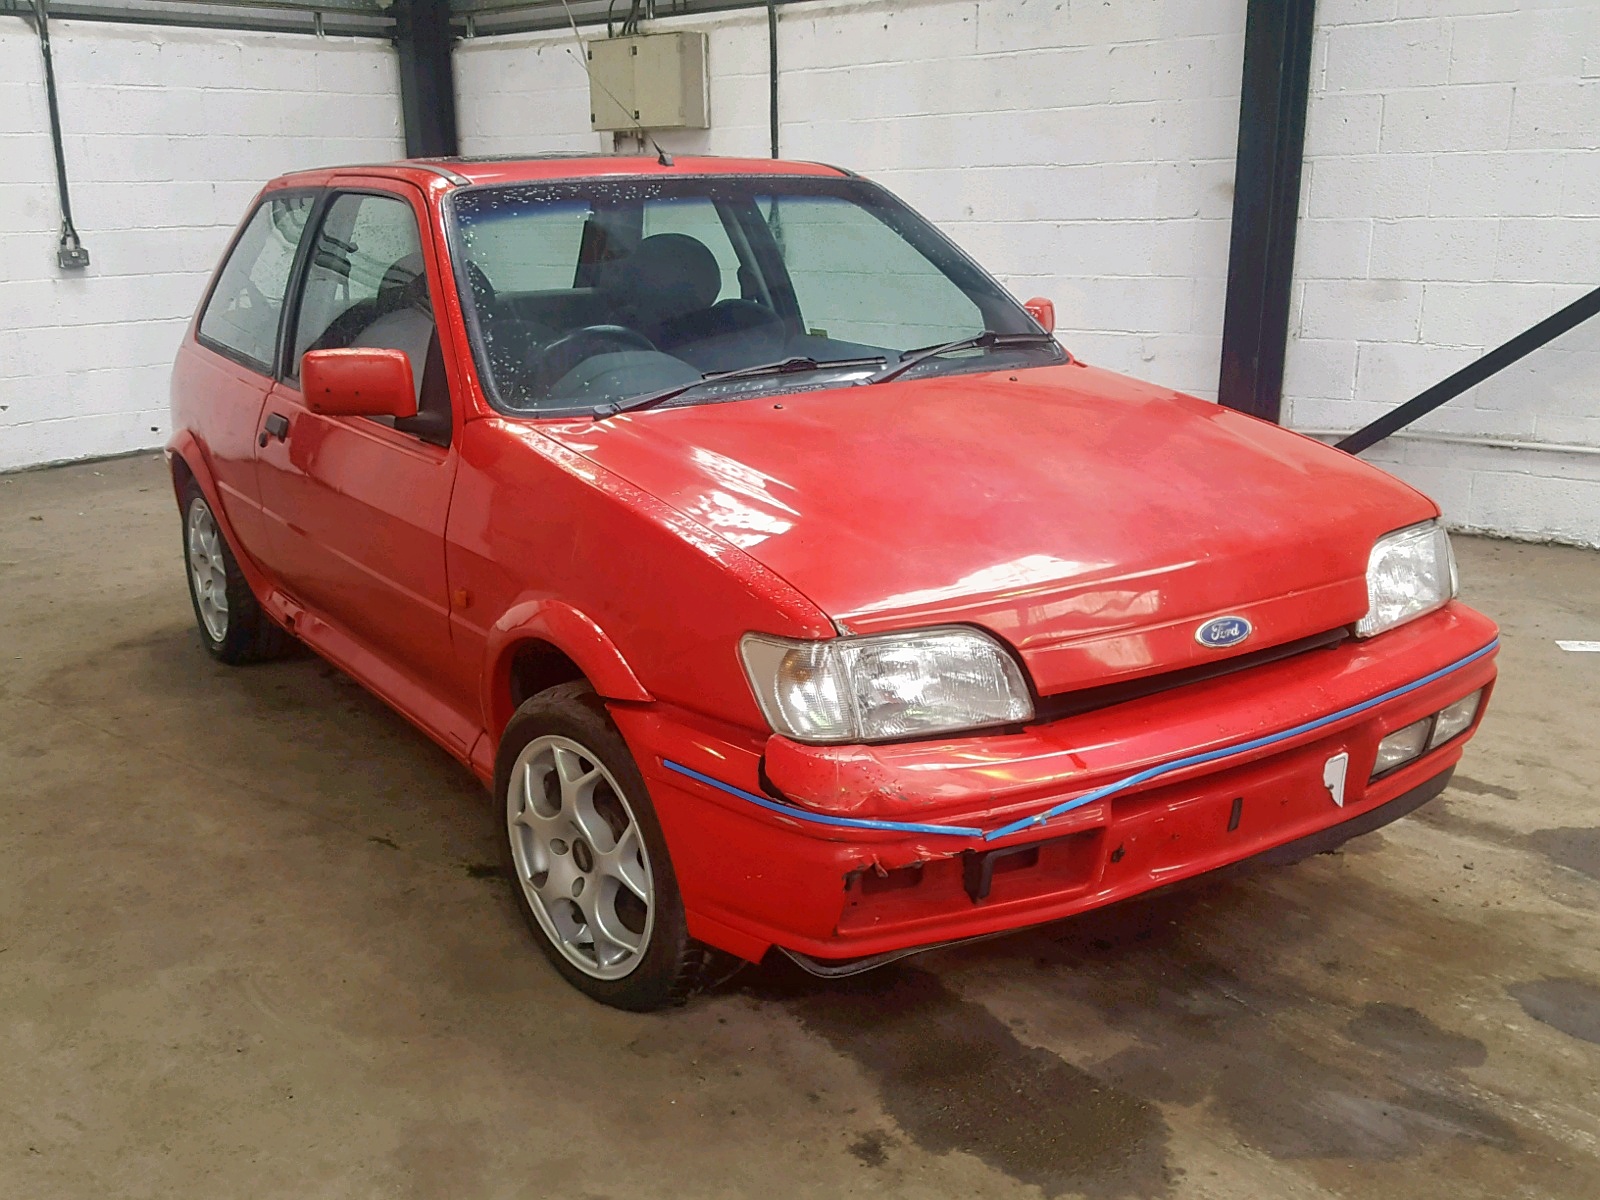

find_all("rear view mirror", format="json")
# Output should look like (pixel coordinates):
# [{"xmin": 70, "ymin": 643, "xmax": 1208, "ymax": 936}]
[
  {"xmin": 1023, "ymin": 296, "xmax": 1055, "ymax": 335},
  {"xmin": 301, "ymin": 348, "xmax": 417, "ymax": 418}
]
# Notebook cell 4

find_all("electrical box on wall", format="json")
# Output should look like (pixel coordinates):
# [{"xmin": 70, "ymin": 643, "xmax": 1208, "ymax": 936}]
[{"xmin": 587, "ymin": 32, "xmax": 709, "ymax": 131}]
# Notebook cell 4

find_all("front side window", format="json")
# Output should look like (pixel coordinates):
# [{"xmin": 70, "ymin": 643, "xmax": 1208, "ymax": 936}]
[
  {"xmin": 293, "ymin": 192, "xmax": 435, "ymax": 402},
  {"xmin": 198, "ymin": 194, "xmax": 313, "ymax": 370},
  {"xmin": 448, "ymin": 176, "xmax": 1058, "ymax": 415}
]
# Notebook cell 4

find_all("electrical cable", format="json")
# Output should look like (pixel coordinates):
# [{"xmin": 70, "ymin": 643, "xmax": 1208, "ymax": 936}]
[
  {"xmin": 558, "ymin": 0, "xmax": 673, "ymax": 166},
  {"xmin": 29, "ymin": 0, "xmax": 89, "ymax": 269}
]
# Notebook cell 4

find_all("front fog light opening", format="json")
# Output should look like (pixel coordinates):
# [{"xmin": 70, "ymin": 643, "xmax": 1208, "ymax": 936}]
[
  {"xmin": 1371, "ymin": 717, "xmax": 1433, "ymax": 779},
  {"xmin": 1429, "ymin": 689, "xmax": 1483, "ymax": 749},
  {"xmin": 1369, "ymin": 689, "xmax": 1486, "ymax": 780}
]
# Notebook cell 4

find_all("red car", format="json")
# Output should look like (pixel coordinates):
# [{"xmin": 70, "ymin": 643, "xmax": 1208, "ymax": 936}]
[{"xmin": 168, "ymin": 155, "xmax": 1496, "ymax": 1010}]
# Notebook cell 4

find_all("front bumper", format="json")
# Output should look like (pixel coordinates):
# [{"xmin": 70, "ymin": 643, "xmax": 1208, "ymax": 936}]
[{"xmin": 611, "ymin": 602, "xmax": 1498, "ymax": 964}]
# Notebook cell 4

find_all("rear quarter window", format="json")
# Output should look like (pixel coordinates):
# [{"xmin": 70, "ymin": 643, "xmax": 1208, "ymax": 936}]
[{"xmin": 198, "ymin": 195, "xmax": 314, "ymax": 371}]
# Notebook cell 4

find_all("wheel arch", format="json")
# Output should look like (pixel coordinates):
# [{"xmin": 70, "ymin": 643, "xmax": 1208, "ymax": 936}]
[
  {"xmin": 166, "ymin": 430, "xmax": 213, "ymax": 506},
  {"xmin": 169, "ymin": 445, "xmax": 198, "ymax": 500},
  {"xmin": 484, "ymin": 599, "xmax": 652, "ymax": 740},
  {"xmin": 164, "ymin": 432, "xmax": 272, "ymax": 597}
]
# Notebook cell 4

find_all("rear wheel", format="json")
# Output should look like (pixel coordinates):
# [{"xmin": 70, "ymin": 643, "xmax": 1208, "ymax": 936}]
[
  {"xmin": 180, "ymin": 481, "xmax": 292, "ymax": 664},
  {"xmin": 497, "ymin": 681, "xmax": 715, "ymax": 1010}
]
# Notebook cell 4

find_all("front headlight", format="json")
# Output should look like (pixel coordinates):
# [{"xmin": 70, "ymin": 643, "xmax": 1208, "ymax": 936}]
[
  {"xmin": 1357, "ymin": 520, "xmax": 1457, "ymax": 638},
  {"xmin": 740, "ymin": 627, "xmax": 1034, "ymax": 743}
]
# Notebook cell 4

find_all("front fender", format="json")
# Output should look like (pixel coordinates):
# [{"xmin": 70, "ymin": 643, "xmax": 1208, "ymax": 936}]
[{"xmin": 483, "ymin": 597, "xmax": 652, "ymax": 735}]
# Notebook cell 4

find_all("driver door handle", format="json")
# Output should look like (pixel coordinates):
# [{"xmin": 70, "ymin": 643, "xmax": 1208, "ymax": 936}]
[{"xmin": 259, "ymin": 412, "xmax": 290, "ymax": 447}]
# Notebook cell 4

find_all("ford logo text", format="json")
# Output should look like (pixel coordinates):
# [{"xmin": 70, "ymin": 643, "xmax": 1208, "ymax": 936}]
[{"xmin": 1196, "ymin": 615, "xmax": 1252, "ymax": 649}]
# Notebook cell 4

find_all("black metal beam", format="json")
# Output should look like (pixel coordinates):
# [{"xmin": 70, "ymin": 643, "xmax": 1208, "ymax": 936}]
[
  {"xmin": 0, "ymin": 0, "xmax": 393, "ymax": 38},
  {"xmin": 395, "ymin": 0, "xmax": 458, "ymax": 158},
  {"xmin": 1216, "ymin": 0, "xmax": 1316, "ymax": 422},
  {"xmin": 1337, "ymin": 284, "xmax": 1600, "ymax": 455},
  {"xmin": 451, "ymin": 0, "xmax": 799, "ymax": 39}
]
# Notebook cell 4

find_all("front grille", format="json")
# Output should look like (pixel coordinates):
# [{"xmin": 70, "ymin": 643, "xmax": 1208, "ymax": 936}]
[{"xmin": 1031, "ymin": 627, "xmax": 1351, "ymax": 725}]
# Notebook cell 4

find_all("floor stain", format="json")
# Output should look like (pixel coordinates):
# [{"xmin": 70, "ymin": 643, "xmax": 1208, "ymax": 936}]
[
  {"xmin": 847, "ymin": 1129, "xmax": 892, "ymax": 1167},
  {"xmin": 1412, "ymin": 801, "xmax": 1600, "ymax": 888},
  {"xmin": 1451, "ymin": 776, "xmax": 1520, "ymax": 801},
  {"xmin": 754, "ymin": 965, "xmax": 1172, "ymax": 1199},
  {"xmin": 1345, "ymin": 1002, "xmax": 1487, "ymax": 1070},
  {"xmin": 462, "ymin": 862, "xmax": 501, "ymax": 880},
  {"xmin": 1010, "ymin": 884, "xmax": 1518, "ymax": 1163},
  {"xmin": 1508, "ymin": 979, "xmax": 1600, "ymax": 1045},
  {"xmin": 1524, "ymin": 828, "xmax": 1600, "ymax": 883}
]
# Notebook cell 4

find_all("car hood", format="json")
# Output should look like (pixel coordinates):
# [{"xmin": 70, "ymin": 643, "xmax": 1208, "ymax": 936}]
[{"xmin": 540, "ymin": 363, "xmax": 1437, "ymax": 696}]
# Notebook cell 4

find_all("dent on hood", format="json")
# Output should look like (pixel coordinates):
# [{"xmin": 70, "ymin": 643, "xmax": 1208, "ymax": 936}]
[{"xmin": 837, "ymin": 554, "xmax": 1171, "ymax": 642}]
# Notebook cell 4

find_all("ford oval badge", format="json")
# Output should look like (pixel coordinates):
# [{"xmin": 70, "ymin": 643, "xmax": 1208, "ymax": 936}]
[{"xmin": 1196, "ymin": 615, "xmax": 1252, "ymax": 649}]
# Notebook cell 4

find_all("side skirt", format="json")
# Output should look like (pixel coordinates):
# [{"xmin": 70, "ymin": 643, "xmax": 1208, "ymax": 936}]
[{"xmin": 264, "ymin": 589, "xmax": 484, "ymax": 769}]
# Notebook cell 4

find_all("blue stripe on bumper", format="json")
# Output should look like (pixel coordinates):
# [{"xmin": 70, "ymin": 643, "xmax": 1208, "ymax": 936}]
[
  {"xmin": 662, "ymin": 637, "xmax": 1497, "ymax": 843},
  {"xmin": 660, "ymin": 760, "xmax": 986, "ymax": 837}
]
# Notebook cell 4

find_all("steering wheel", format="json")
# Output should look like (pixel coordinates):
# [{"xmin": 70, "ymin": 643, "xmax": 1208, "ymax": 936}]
[{"xmin": 530, "ymin": 325, "xmax": 658, "ymax": 392}]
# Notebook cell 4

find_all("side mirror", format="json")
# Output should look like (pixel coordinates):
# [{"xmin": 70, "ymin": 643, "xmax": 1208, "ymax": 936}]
[
  {"xmin": 1023, "ymin": 296, "xmax": 1055, "ymax": 335},
  {"xmin": 301, "ymin": 348, "xmax": 417, "ymax": 418}
]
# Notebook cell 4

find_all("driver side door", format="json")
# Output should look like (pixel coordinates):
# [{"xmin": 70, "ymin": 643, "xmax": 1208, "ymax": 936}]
[{"xmin": 252, "ymin": 181, "xmax": 476, "ymax": 751}]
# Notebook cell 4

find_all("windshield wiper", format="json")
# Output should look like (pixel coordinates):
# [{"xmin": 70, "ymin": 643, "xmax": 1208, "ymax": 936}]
[
  {"xmin": 595, "ymin": 355, "xmax": 886, "ymax": 418},
  {"xmin": 866, "ymin": 330, "xmax": 1060, "ymax": 386}
]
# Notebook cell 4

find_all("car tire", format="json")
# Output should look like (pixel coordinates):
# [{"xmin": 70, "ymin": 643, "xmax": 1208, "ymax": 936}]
[
  {"xmin": 180, "ymin": 480, "xmax": 293, "ymax": 665},
  {"xmin": 496, "ymin": 681, "xmax": 716, "ymax": 1011}
]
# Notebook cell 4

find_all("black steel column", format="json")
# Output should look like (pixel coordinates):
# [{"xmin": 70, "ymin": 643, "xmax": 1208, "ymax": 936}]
[
  {"xmin": 1216, "ymin": 0, "xmax": 1316, "ymax": 422},
  {"xmin": 767, "ymin": 0, "xmax": 780, "ymax": 157},
  {"xmin": 394, "ymin": 0, "xmax": 458, "ymax": 158}
]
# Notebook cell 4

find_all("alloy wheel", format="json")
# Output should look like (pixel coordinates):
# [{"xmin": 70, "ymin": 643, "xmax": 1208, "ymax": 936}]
[
  {"xmin": 186, "ymin": 498, "xmax": 229, "ymax": 642},
  {"xmin": 506, "ymin": 735, "xmax": 655, "ymax": 980}
]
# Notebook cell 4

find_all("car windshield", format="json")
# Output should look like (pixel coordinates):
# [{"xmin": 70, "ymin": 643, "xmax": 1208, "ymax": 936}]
[{"xmin": 447, "ymin": 174, "xmax": 1062, "ymax": 415}]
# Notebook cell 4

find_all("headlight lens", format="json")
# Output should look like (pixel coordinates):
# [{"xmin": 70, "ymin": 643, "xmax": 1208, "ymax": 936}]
[
  {"xmin": 1357, "ymin": 520, "xmax": 1457, "ymax": 637},
  {"xmin": 740, "ymin": 628, "xmax": 1034, "ymax": 743}
]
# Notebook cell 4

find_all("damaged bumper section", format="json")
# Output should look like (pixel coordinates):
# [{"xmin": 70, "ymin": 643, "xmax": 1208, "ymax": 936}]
[{"xmin": 610, "ymin": 603, "xmax": 1498, "ymax": 967}]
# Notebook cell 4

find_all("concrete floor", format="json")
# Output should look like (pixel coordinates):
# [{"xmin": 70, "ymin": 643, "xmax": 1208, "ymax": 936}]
[{"xmin": 3, "ymin": 453, "xmax": 1599, "ymax": 1200}]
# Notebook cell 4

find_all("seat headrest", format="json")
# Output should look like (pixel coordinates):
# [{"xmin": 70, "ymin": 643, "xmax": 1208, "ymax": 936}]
[
  {"xmin": 379, "ymin": 252, "xmax": 431, "ymax": 314},
  {"xmin": 607, "ymin": 234, "xmax": 721, "ymax": 326}
]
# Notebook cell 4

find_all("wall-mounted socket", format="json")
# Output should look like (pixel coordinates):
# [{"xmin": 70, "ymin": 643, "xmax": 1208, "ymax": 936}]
[{"xmin": 57, "ymin": 234, "xmax": 90, "ymax": 270}]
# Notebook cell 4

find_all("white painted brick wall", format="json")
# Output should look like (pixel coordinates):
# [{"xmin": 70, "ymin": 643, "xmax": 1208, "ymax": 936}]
[
  {"xmin": 1285, "ymin": 0, "xmax": 1600, "ymax": 548},
  {"xmin": 6, "ymin": 1, "xmax": 1593, "ymax": 549},
  {"xmin": 454, "ymin": 0, "xmax": 1248, "ymax": 400},
  {"xmin": 0, "ymin": 23, "xmax": 402, "ymax": 472}
]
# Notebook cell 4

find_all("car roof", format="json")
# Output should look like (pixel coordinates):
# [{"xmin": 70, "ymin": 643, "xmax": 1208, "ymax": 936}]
[{"xmin": 263, "ymin": 153, "xmax": 851, "ymax": 193}]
